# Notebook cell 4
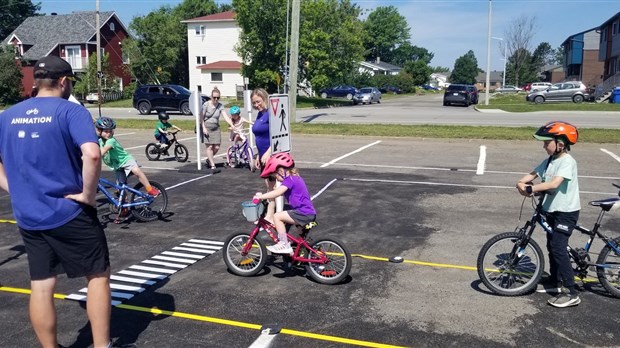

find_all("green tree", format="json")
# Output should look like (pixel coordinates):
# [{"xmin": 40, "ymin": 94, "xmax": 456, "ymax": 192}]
[
  {"xmin": 403, "ymin": 60, "xmax": 432, "ymax": 86},
  {"xmin": 0, "ymin": 45, "xmax": 23, "ymax": 104},
  {"xmin": 450, "ymin": 50, "xmax": 478, "ymax": 84},
  {"xmin": 431, "ymin": 66, "xmax": 450, "ymax": 73},
  {"xmin": 504, "ymin": 15, "xmax": 537, "ymax": 86},
  {"xmin": 391, "ymin": 42, "xmax": 433, "ymax": 66},
  {"xmin": 362, "ymin": 6, "xmax": 410, "ymax": 62},
  {"xmin": 553, "ymin": 45, "xmax": 565, "ymax": 65},
  {"xmin": 233, "ymin": 0, "xmax": 364, "ymax": 93},
  {"xmin": 0, "ymin": 0, "xmax": 41, "ymax": 39},
  {"xmin": 506, "ymin": 48, "xmax": 537, "ymax": 86},
  {"xmin": 125, "ymin": 0, "xmax": 223, "ymax": 86},
  {"xmin": 73, "ymin": 53, "xmax": 117, "ymax": 98},
  {"xmin": 531, "ymin": 42, "xmax": 555, "ymax": 73}
]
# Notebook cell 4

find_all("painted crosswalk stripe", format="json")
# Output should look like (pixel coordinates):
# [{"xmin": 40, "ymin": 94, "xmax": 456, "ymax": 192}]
[
  {"xmin": 161, "ymin": 251, "xmax": 205, "ymax": 259},
  {"xmin": 152, "ymin": 255, "xmax": 197, "ymax": 264},
  {"xmin": 65, "ymin": 238, "xmax": 223, "ymax": 306},
  {"xmin": 142, "ymin": 260, "xmax": 188, "ymax": 269},
  {"xmin": 111, "ymin": 275, "xmax": 156, "ymax": 286}
]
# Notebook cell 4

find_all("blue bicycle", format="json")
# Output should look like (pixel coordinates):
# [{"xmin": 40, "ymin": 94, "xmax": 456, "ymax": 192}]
[{"xmin": 98, "ymin": 177, "xmax": 168, "ymax": 222}]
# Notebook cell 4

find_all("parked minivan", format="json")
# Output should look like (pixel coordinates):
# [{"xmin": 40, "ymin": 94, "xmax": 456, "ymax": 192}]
[{"xmin": 529, "ymin": 82, "xmax": 552, "ymax": 92}]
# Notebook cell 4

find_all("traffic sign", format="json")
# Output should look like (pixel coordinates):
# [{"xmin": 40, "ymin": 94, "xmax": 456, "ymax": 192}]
[{"xmin": 268, "ymin": 94, "xmax": 291, "ymax": 154}]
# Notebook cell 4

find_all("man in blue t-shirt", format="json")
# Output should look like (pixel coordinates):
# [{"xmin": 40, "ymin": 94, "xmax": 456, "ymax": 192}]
[{"xmin": 0, "ymin": 56, "xmax": 111, "ymax": 348}]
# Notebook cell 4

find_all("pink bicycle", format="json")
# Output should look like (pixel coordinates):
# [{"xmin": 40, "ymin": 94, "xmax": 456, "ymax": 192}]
[{"xmin": 223, "ymin": 200, "xmax": 352, "ymax": 285}]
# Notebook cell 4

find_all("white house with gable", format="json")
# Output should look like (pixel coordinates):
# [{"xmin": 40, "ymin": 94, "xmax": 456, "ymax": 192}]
[{"xmin": 182, "ymin": 11, "xmax": 243, "ymax": 97}]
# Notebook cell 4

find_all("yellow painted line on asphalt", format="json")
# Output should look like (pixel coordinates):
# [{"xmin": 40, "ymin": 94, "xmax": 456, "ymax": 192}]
[
  {"xmin": 0, "ymin": 286, "xmax": 406, "ymax": 348},
  {"xmin": 352, "ymin": 253, "xmax": 477, "ymax": 271},
  {"xmin": 0, "ymin": 219, "xmax": 16, "ymax": 224}
]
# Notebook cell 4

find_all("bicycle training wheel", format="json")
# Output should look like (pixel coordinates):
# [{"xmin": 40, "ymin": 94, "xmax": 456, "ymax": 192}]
[
  {"xmin": 130, "ymin": 181, "xmax": 168, "ymax": 222},
  {"xmin": 145, "ymin": 143, "xmax": 161, "ymax": 161},
  {"xmin": 477, "ymin": 232, "xmax": 544, "ymax": 296},
  {"xmin": 305, "ymin": 237, "xmax": 352, "ymax": 285},
  {"xmin": 596, "ymin": 236, "xmax": 620, "ymax": 298},
  {"xmin": 223, "ymin": 232, "xmax": 267, "ymax": 276},
  {"xmin": 174, "ymin": 144, "xmax": 189, "ymax": 162}
]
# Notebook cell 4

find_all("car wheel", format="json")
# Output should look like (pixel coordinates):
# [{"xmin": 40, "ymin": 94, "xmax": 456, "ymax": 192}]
[
  {"xmin": 443, "ymin": 101, "xmax": 448, "ymax": 106},
  {"xmin": 377, "ymin": 99, "xmax": 380, "ymax": 104},
  {"xmin": 534, "ymin": 96, "xmax": 545, "ymax": 104},
  {"xmin": 138, "ymin": 101, "xmax": 151, "ymax": 115},
  {"xmin": 572, "ymin": 95, "xmax": 584, "ymax": 103},
  {"xmin": 321, "ymin": 92, "xmax": 327, "ymax": 99},
  {"xmin": 346, "ymin": 93, "xmax": 353, "ymax": 100},
  {"xmin": 180, "ymin": 102, "xmax": 191, "ymax": 115}
]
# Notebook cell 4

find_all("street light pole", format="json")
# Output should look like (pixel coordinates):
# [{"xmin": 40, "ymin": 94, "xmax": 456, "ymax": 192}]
[
  {"xmin": 484, "ymin": 0, "xmax": 492, "ymax": 105},
  {"xmin": 492, "ymin": 36, "xmax": 506, "ymax": 88}
]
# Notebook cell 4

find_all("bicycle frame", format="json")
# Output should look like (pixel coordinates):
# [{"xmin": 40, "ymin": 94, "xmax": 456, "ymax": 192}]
[
  {"xmin": 97, "ymin": 177, "xmax": 153, "ymax": 209},
  {"xmin": 244, "ymin": 216, "xmax": 329, "ymax": 265}
]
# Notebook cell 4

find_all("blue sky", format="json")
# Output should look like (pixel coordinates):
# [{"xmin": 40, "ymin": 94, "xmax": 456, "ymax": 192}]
[{"xmin": 38, "ymin": 0, "xmax": 620, "ymax": 71}]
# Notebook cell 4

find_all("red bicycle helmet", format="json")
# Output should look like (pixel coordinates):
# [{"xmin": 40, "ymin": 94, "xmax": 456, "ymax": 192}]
[
  {"xmin": 533, "ymin": 121, "xmax": 579, "ymax": 145},
  {"xmin": 260, "ymin": 153, "xmax": 295, "ymax": 178}
]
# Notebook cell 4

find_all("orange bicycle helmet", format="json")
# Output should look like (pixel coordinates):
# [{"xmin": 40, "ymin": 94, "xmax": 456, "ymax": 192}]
[
  {"xmin": 260, "ymin": 153, "xmax": 295, "ymax": 178},
  {"xmin": 533, "ymin": 121, "xmax": 579, "ymax": 145}
]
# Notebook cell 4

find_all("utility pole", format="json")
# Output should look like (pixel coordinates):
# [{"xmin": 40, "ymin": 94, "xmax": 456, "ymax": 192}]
[
  {"xmin": 484, "ymin": 0, "xmax": 492, "ymax": 105},
  {"xmin": 96, "ymin": 0, "xmax": 102, "ymax": 118},
  {"xmin": 288, "ymin": 0, "xmax": 300, "ymax": 122},
  {"xmin": 283, "ymin": 0, "xmax": 290, "ymax": 94}
]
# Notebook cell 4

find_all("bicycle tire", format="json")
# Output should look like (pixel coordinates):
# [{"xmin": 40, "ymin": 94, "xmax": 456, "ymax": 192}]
[
  {"xmin": 130, "ymin": 181, "xmax": 168, "ymax": 222},
  {"xmin": 223, "ymin": 232, "xmax": 267, "ymax": 276},
  {"xmin": 145, "ymin": 143, "xmax": 161, "ymax": 161},
  {"xmin": 596, "ymin": 236, "xmax": 620, "ymax": 298},
  {"xmin": 305, "ymin": 237, "xmax": 352, "ymax": 285},
  {"xmin": 477, "ymin": 232, "xmax": 544, "ymax": 296},
  {"xmin": 226, "ymin": 146, "xmax": 239, "ymax": 168},
  {"xmin": 245, "ymin": 146, "xmax": 255, "ymax": 172},
  {"xmin": 174, "ymin": 144, "xmax": 189, "ymax": 162}
]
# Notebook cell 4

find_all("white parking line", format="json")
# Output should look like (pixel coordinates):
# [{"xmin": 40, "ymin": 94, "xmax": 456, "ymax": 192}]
[
  {"xmin": 320, "ymin": 141, "xmax": 381, "ymax": 168},
  {"xmin": 476, "ymin": 145, "xmax": 486, "ymax": 175},
  {"xmin": 601, "ymin": 148, "xmax": 620, "ymax": 163}
]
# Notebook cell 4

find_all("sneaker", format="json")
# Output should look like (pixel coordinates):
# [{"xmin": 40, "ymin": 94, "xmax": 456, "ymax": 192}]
[
  {"xmin": 147, "ymin": 188, "xmax": 161, "ymax": 197},
  {"xmin": 266, "ymin": 242, "xmax": 293, "ymax": 254},
  {"xmin": 547, "ymin": 293, "xmax": 581, "ymax": 308},
  {"xmin": 211, "ymin": 167, "xmax": 221, "ymax": 174},
  {"xmin": 114, "ymin": 208, "xmax": 130, "ymax": 224}
]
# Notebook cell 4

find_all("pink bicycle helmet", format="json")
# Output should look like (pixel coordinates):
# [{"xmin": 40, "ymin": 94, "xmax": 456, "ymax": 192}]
[{"xmin": 260, "ymin": 153, "xmax": 295, "ymax": 178}]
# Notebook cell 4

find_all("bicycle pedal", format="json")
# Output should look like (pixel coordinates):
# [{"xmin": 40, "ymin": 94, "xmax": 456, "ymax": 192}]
[{"xmin": 239, "ymin": 258, "xmax": 254, "ymax": 266}]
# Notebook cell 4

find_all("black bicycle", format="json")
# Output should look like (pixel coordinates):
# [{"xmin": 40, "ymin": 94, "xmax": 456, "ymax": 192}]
[
  {"xmin": 145, "ymin": 130, "xmax": 188, "ymax": 162},
  {"xmin": 477, "ymin": 183, "xmax": 620, "ymax": 297}
]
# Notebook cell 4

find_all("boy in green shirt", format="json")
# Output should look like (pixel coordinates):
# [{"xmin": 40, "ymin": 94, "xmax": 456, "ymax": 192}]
[{"xmin": 154, "ymin": 110, "xmax": 182, "ymax": 147}]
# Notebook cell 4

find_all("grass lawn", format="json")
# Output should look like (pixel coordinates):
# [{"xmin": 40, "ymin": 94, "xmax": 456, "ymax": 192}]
[{"xmin": 476, "ymin": 93, "xmax": 620, "ymax": 112}]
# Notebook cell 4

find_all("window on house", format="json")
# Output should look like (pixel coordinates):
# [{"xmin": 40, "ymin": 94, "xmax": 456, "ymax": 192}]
[
  {"xmin": 196, "ymin": 56, "xmax": 206, "ymax": 64},
  {"xmin": 195, "ymin": 25, "xmax": 205, "ymax": 36},
  {"xmin": 109, "ymin": 22, "xmax": 115, "ymax": 31},
  {"xmin": 122, "ymin": 50, "xmax": 130, "ymax": 64},
  {"xmin": 614, "ymin": 22, "xmax": 618, "ymax": 36},
  {"xmin": 197, "ymin": 85, "xmax": 202, "ymax": 93},
  {"xmin": 211, "ymin": 72, "xmax": 223, "ymax": 82}
]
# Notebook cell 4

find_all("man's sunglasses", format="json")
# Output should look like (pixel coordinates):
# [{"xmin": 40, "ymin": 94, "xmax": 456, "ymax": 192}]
[{"xmin": 211, "ymin": 96, "xmax": 220, "ymax": 100}]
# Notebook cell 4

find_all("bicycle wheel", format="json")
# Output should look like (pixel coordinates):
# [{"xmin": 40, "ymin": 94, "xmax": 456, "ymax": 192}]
[
  {"xmin": 226, "ymin": 146, "xmax": 238, "ymax": 167},
  {"xmin": 130, "ymin": 181, "xmax": 168, "ymax": 222},
  {"xmin": 477, "ymin": 232, "xmax": 544, "ymax": 296},
  {"xmin": 245, "ymin": 146, "xmax": 256, "ymax": 172},
  {"xmin": 223, "ymin": 232, "xmax": 267, "ymax": 276},
  {"xmin": 145, "ymin": 143, "xmax": 161, "ymax": 161},
  {"xmin": 596, "ymin": 237, "xmax": 620, "ymax": 298},
  {"xmin": 174, "ymin": 144, "xmax": 189, "ymax": 162},
  {"xmin": 305, "ymin": 237, "xmax": 352, "ymax": 285}
]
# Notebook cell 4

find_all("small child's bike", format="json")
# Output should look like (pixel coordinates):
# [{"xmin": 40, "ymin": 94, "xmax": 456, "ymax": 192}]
[
  {"xmin": 477, "ymin": 183, "xmax": 620, "ymax": 297},
  {"xmin": 145, "ymin": 130, "xmax": 189, "ymax": 162},
  {"xmin": 226, "ymin": 128, "xmax": 255, "ymax": 171},
  {"xmin": 97, "ymin": 177, "xmax": 168, "ymax": 222},
  {"xmin": 223, "ymin": 200, "xmax": 352, "ymax": 284}
]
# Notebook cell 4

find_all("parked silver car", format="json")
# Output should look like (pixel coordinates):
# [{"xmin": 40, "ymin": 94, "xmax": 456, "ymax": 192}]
[
  {"xmin": 526, "ymin": 81, "xmax": 589, "ymax": 104},
  {"xmin": 352, "ymin": 87, "xmax": 381, "ymax": 105}
]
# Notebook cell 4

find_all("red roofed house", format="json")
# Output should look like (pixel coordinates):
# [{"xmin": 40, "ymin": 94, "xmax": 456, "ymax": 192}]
[{"xmin": 181, "ymin": 11, "xmax": 243, "ymax": 97}]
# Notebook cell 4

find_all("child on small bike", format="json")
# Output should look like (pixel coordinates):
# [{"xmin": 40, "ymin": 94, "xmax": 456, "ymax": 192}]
[
  {"xmin": 154, "ymin": 110, "xmax": 182, "ymax": 146},
  {"xmin": 516, "ymin": 121, "xmax": 581, "ymax": 308},
  {"xmin": 96, "ymin": 116, "xmax": 161, "ymax": 199},
  {"xmin": 253, "ymin": 153, "xmax": 316, "ymax": 254},
  {"xmin": 228, "ymin": 105, "xmax": 252, "ymax": 143}
]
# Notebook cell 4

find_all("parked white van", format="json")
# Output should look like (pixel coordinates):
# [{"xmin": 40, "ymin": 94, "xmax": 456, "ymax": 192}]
[{"xmin": 530, "ymin": 82, "xmax": 552, "ymax": 92}]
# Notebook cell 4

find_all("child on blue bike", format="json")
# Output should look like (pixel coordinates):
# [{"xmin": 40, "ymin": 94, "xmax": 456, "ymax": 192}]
[{"xmin": 253, "ymin": 153, "xmax": 316, "ymax": 254}]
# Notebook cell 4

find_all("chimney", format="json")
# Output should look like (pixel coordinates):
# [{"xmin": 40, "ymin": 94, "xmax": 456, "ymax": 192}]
[
  {"xmin": 376, "ymin": 57, "xmax": 380, "ymax": 64},
  {"xmin": 51, "ymin": 12, "xmax": 57, "ymax": 15}
]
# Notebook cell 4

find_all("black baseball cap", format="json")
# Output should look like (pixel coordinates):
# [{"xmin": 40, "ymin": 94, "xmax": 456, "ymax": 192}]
[{"xmin": 33, "ymin": 56, "xmax": 81, "ymax": 81}]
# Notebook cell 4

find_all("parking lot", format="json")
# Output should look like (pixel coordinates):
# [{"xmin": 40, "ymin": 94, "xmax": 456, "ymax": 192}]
[{"xmin": 1, "ymin": 130, "xmax": 620, "ymax": 347}]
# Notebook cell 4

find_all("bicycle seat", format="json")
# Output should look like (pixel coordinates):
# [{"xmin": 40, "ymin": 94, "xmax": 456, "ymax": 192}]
[{"xmin": 589, "ymin": 197, "xmax": 620, "ymax": 212}]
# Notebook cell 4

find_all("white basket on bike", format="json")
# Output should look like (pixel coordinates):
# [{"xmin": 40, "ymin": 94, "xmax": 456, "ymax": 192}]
[{"xmin": 241, "ymin": 200, "xmax": 264, "ymax": 222}]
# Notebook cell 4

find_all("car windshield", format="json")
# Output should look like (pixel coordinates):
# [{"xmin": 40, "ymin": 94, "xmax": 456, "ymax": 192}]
[
  {"xmin": 172, "ymin": 85, "xmax": 191, "ymax": 94},
  {"xmin": 360, "ymin": 88, "xmax": 372, "ymax": 93}
]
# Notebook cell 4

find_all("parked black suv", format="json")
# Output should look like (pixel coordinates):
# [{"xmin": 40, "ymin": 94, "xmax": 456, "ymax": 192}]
[
  {"xmin": 133, "ymin": 84, "xmax": 205, "ymax": 115},
  {"xmin": 443, "ymin": 84, "xmax": 477, "ymax": 106}
]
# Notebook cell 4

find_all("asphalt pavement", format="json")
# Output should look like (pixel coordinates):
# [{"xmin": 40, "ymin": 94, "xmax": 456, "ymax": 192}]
[{"xmin": 1, "ymin": 131, "xmax": 620, "ymax": 347}]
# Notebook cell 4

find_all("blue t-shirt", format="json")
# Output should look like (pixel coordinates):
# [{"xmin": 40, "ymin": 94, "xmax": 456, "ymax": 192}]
[
  {"xmin": 0, "ymin": 97, "xmax": 98, "ymax": 230},
  {"xmin": 252, "ymin": 109, "xmax": 270, "ymax": 157},
  {"xmin": 282, "ymin": 175, "xmax": 316, "ymax": 216}
]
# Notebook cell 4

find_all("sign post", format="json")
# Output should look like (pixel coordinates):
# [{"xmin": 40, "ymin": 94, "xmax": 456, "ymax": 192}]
[{"xmin": 189, "ymin": 91, "xmax": 203, "ymax": 171}]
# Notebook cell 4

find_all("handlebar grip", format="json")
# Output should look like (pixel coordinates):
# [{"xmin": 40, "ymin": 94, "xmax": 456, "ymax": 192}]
[{"xmin": 252, "ymin": 198, "xmax": 260, "ymax": 204}]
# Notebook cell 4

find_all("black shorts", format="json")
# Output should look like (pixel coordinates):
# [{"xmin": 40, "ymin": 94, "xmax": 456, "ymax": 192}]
[
  {"xmin": 288, "ymin": 210, "xmax": 316, "ymax": 227},
  {"xmin": 19, "ymin": 206, "xmax": 110, "ymax": 280}
]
